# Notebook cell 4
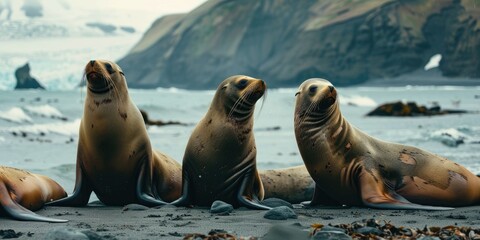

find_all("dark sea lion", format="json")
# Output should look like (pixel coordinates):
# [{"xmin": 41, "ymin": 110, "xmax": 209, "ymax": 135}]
[
  {"xmin": 0, "ymin": 166, "xmax": 67, "ymax": 222},
  {"xmin": 172, "ymin": 75, "xmax": 270, "ymax": 209},
  {"xmin": 48, "ymin": 60, "xmax": 181, "ymax": 207},
  {"xmin": 260, "ymin": 165, "xmax": 314, "ymax": 204},
  {"xmin": 294, "ymin": 78, "xmax": 480, "ymax": 210}
]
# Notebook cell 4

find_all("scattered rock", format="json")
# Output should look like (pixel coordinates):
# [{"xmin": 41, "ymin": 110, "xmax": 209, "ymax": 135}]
[
  {"xmin": 263, "ymin": 225, "xmax": 309, "ymax": 240},
  {"xmin": 417, "ymin": 237, "xmax": 441, "ymax": 240},
  {"xmin": 264, "ymin": 206, "xmax": 297, "ymax": 220},
  {"xmin": 184, "ymin": 229, "xmax": 254, "ymax": 240},
  {"xmin": 308, "ymin": 219, "xmax": 480, "ymax": 239},
  {"xmin": 122, "ymin": 204, "xmax": 149, "ymax": 211},
  {"xmin": 354, "ymin": 226, "xmax": 383, "ymax": 235},
  {"xmin": 43, "ymin": 227, "xmax": 89, "ymax": 240},
  {"xmin": 14, "ymin": 63, "xmax": 45, "ymax": 90},
  {"xmin": 210, "ymin": 200, "xmax": 233, "ymax": 215},
  {"xmin": 261, "ymin": 198, "xmax": 294, "ymax": 209},
  {"xmin": 313, "ymin": 231, "xmax": 352, "ymax": 240},
  {"xmin": 139, "ymin": 109, "xmax": 188, "ymax": 126},
  {"xmin": 0, "ymin": 229, "xmax": 23, "ymax": 238},
  {"xmin": 367, "ymin": 101, "xmax": 468, "ymax": 117}
]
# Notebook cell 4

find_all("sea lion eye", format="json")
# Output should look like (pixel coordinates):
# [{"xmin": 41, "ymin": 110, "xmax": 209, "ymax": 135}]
[
  {"xmin": 295, "ymin": 92, "xmax": 300, "ymax": 96},
  {"xmin": 104, "ymin": 63, "xmax": 115, "ymax": 74},
  {"xmin": 309, "ymin": 86, "xmax": 318, "ymax": 93},
  {"xmin": 237, "ymin": 79, "xmax": 248, "ymax": 89}
]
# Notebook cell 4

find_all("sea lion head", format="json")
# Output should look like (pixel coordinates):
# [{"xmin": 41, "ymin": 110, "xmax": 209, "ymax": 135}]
[
  {"xmin": 295, "ymin": 78, "xmax": 337, "ymax": 121},
  {"xmin": 84, "ymin": 59, "xmax": 126, "ymax": 95},
  {"xmin": 213, "ymin": 75, "xmax": 266, "ymax": 121}
]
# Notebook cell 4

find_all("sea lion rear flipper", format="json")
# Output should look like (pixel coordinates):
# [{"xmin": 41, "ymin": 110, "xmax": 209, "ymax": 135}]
[
  {"xmin": 359, "ymin": 170, "xmax": 453, "ymax": 211},
  {"xmin": 47, "ymin": 160, "xmax": 92, "ymax": 207},
  {"xmin": 237, "ymin": 168, "xmax": 271, "ymax": 210},
  {"xmin": 136, "ymin": 161, "xmax": 168, "ymax": 207},
  {"xmin": 0, "ymin": 181, "xmax": 68, "ymax": 223},
  {"xmin": 301, "ymin": 184, "xmax": 341, "ymax": 208}
]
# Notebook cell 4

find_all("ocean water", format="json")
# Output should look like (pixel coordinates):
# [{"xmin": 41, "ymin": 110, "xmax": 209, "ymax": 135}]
[{"xmin": 0, "ymin": 86, "xmax": 480, "ymax": 195}]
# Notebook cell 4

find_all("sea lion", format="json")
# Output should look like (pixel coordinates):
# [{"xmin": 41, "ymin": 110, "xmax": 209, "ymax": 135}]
[
  {"xmin": 0, "ymin": 166, "xmax": 67, "ymax": 222},
  {"xmin": 172, "ymin": 75, "xmax": 270, "ymax": 209},
  {"xmin": 294, "ymin": 78, "xmax": 480, "ymax": 210},
  {"xmin": 48, "ymin": 60, "xmax": 181, "ymax": 207},
  {"xmin": 260, "ymin": 165, "xmax": 314, "ymax": 204}
]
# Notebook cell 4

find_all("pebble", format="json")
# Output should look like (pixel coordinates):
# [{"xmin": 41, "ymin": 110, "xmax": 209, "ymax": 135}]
[
  {"xmin": 122, "ymin": 204, "xmax": 149, "ymax": 211},
  {"xmin": 313, "ymin": 231, "xmax": 352, "ymax": 240},
  {"xmin": 263, "ymin": 206, "xmax": 297, "ymax": 220},
  {"xmin": 210, "ymin": 200, "xmax": 233, "ymax": 214},
  {"xmin": 354, "ymin": 226, "xmax": 383, "ymax": 235},
  {"xmin": 261, "ymin": 198, "xmax": 294, "ymax": 209},
  {"xmin": 263, "ymin": 224, "xmax": 309, "ymax": 240},
  {"xmin": 43, "ymin": 227, "xmax": 89, "ymax": 240}
]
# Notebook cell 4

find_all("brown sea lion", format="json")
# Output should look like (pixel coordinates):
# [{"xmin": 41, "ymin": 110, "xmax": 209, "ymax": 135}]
[
  {"xmin": 48, "ymin": 60, "xmax": 181, "ymax": 207},
  {"xmin": 0, "ymin": 166, "xmax": 67, "ymax": 222},
  {"xmin": 172, "ymin": 75, "xmax": 270, "ymax": 209},
  {"xmin": 260, "ymin": 165, "xmax": 314, "ymax": 204},
  {"xmin": 294, "ymin": 78, "xmax": 480, "ymax": 210}
]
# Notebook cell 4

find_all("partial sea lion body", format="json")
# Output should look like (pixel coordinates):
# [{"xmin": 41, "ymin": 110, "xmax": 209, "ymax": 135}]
[
  {"xmin": 48, "ymin": 60, "xmax": 181, "ymax": 207},
  {"xmin": 173, "ymin": 75, "xmax": 270, "ymax": 209},
  {"xmin": 295, "ymin": 78, "xmax": 480, "ymax": 210},
  {"xmin": 0, "ymin": 166, "xmax": 67, "ymax": 222},
  {"xmin": 260, "ymin": 165, "xmax": 314, "ymax": 204}
]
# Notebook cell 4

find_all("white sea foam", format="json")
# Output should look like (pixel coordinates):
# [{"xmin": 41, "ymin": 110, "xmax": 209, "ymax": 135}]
[
  {"xmin": 0, "ymin": 119, "xmax": 81, "ymax": 136},
  {"xmin": 0, "ymin": 107, "xmax": 33, "ymax": 123},
  {"xmin": 339, "ymin": 95, "xmax": 377, "ymax": 107},
  {"xmin": 430, "ymin": 128, "xmax": 480, "ymax": 147},
  {"xmin": 23, "ymin": 104, "xmax": 64, "ymax": 119}
]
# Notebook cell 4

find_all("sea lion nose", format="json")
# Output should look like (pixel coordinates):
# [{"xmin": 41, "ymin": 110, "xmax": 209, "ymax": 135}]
[
  {"xmin": 90, "ymin": 60, "xmax": 95, "ymax": 67},
  {"xmin": 329, "ymin": 85, "xmax": 335, "ymax": 93}
]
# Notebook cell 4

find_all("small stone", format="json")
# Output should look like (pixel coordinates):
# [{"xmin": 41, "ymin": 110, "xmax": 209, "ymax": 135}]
[
  {"xmin": 417, "ymin": 237, "xmax": 441, "ymax": 240},
  {"xmin": 122, "ymin": 204, "xmax": 149, "ymax": 211},
  {"xmin": 354, "ymin": 226, "xmax": 383, "ymax": 235},
  {"xmin": 313, "ymin": 231, "xmax": 352, "ymax": 240},
  {"xmin": 43, "ymin": 227, "xmax": 89, "ymax": 240},
  {"xmin": 261, "ymin": 198, "xmax": 294, "ymax": 209},
  {"xmin": 210, "ymin": 200, "xmax": 233, "ymax": 214},
  {"xmin": 0, "ymin": 229, "xmax": 23, "ymax": 238},
  {"xmin": 263, "ymin": 224, "xmax": 309, "ymax": 240},
  {"xmin": 264, "ymin": 206, "xmax": 297, "ymax": 220}
]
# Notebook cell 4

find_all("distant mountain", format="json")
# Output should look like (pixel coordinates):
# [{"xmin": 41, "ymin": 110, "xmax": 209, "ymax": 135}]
[{"xmin": 119, "ymin": 0, "xmax": 480, "ymax": 89}]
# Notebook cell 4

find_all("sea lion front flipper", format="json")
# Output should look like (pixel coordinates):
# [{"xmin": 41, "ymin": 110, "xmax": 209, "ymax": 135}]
[
  {"xmin": 237, "ymin": 168, "xmax": 271, "ymax": 210},
  {"xmin": 136, "ymin": 161, "xmax": 169, "ymax": 207},
  {"xmin": 0, "ymin": 181, "xmax": 68, "ymax": 223},
  {"xmin": 47, "ymin": 159, "xmax": 92, "ymax": 207},
  {"xmin": 359, "ymin": 169, "xmax": 453, "ymax": 211},
  {"xmin": 171, "ymin": 168, "xmax": 191, "ymax": 207},
  {"xmin": 301, "ymin": 184, "xmax": 341, "ymax": 208}
]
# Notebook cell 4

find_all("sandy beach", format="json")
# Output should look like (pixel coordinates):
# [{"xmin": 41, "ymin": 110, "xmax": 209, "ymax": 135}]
[{"xmin": 1, "ymin": 202, "xmax": 480, "ymax": 239}]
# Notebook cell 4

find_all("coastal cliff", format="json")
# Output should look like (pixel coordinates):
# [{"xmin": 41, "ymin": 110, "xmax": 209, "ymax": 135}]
[{"xmin": 119, "ymin": 0, "xmax": 480, "ymax": 89}]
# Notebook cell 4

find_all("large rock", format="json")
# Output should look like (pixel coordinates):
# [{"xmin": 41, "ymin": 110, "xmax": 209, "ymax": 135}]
[
  {"xmin": 14, "ymin": 63, "xmax": 45, "ymax": 90},
  {"xmin": 119, "ymin": 0, "xmax": 480, "ymax": 89},
  {"xmin": 366, "ymin": 101, "xmax": 468, "ymax": 117}
]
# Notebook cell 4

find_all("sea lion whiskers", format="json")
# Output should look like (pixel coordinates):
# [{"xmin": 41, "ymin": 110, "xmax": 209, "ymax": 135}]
[{"xmin": 228, "ymin": 82, "xmax": 257, "ymax": 120}]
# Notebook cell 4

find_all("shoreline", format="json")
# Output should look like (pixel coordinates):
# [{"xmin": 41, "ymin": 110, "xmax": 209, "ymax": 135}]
[{"xmin": 1, "ymin": 204, "xmax": 480, "ymax": 239}]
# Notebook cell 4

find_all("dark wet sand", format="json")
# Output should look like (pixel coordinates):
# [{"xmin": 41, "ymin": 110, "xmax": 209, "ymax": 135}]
[{"xmin": 1, "ymin": 204, "xmax": 480, "ymax": 239}]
